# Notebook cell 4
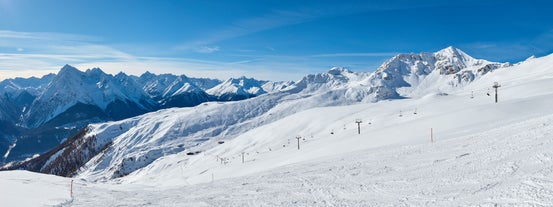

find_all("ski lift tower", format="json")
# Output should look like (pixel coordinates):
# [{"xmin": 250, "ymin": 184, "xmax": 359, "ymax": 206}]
[
  {"xmin": 355, "ymin": 119, "xmax": 362, "ymax": 134},
  {"xmin": 295, "ymin": 136, "xmax": 302, "ymax": 150},
  {"xmin": 493, "ymin": 82, "xmax": 501, "ymax": 103}
]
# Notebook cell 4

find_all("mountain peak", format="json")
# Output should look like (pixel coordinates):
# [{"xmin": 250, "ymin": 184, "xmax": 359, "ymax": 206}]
[
  {"xmin": 56, "ymin": 64, "xmax": 84, "ymax": 80},
  {"xmin": 224, "ymin": 76, "xmax": 261, "ymax": 85},
  {"xmin": 442, "ymin": 45, "xmax": 458, "ymax": 51},
  {"xmin": 434, "ymin": 46, "xmax": 474, "ymax": 61},
  {"xmin": 139, "ymin": 71, "xmax": 156, "ymax": 80},
  {"xmin": 327, "ymin": 67, "xmax": 352, "ymax": 75},
  {"xmin": 438, "ymin": 46, "xmax": 461, "ymax": 53},
  {"xmin": 85, "ymin": 67, "xmax": 109, "ymax": 78},
  {"xmin": 114, "ymin": 71, "xmax": 127, "ymax": 78},
  {"xmin": 207, "ymin": 76, "xmax": 267, "ymax": 99},
  {"xmin": 59, "ymin": 64, "xmax": 80, "ymax": 74}
]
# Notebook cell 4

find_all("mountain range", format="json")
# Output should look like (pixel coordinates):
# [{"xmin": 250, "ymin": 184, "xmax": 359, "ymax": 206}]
[
  {"xmin": 0, "ymin": 66, "xmax": 292, "ymax": 163},
  {"xmin": 1, "ymin": 46, "xmax": 523, "ymax": 178}
]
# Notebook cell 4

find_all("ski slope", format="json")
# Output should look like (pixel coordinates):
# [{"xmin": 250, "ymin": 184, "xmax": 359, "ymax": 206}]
[
  {"xmin": 70, "ymin": 113, "xmax": 553, "ymax": 206},
  {"xmin": 2, "ymin": 53, "xmax": 553, "ymax": 206},
  {"xmin": 0, "ymin": 170, "xmax": 72, "ymax": 206}
]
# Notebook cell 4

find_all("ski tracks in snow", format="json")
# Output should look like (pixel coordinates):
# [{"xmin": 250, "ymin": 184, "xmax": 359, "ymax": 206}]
[{"xmin": 69, "ymin": 114, "xmax": 553, "ymax": 206}]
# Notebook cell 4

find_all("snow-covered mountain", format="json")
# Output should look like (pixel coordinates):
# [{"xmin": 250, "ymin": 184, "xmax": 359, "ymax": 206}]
[
  {"xmin": 24, "ymin": 66, "xmax": 155, "ymax": 128},
  {"xmin": 0, "ymin": 74, "xmax": 54, "ymax": 121},
  {"xmin": 3, "ymin": 48, "xmax": 553, "ymax": 206},
  {"xmin": 0, "ymin": 66, "xmax": 288, "ymax": 163},
  {"xmin": 136, "ymin": 72, "xmax": 213, "ymax": 108},
  {"xmin": 205, "ymin": 76, "xmax": 295, "ymax": 101},
  {"xmin": 207, "ymin": 76, "xmax": 269, "ymax": 101},
  {"xmin": 367, "ymin": 46, "xmax": 511, "ymax": 99},
  {"xmin": 6, "ymin": 46, "xmax": 523, "ymax": 179},
  {"xmin": 284, "ymin": 46, "xmax": 510, "ymax": 103}
]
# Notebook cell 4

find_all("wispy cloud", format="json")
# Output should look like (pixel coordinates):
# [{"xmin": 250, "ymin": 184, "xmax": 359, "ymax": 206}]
[
  {"xmin": 174, "ymin": 4, "xmax": 356, "ymax": 53},
  {"xmin": 0, "ymin": 30, "xmax": 314, "ymax": 81},
  {"xmin": 310, "ymin": 52, "xmax": 398, "ymax": 58},
  {"xmin": 173, "ymin": 1, "xmax": 447, "ymax": 54},
  {"xmin": 195, "ymin": 46, "xmax": 220, "ymax": 53},
  {"xmin": 0, "ymin": 30, "xmax": 99, "ymax": 42},
  {"xmin": 175, "ymin": 12, "xmax": 311, "ymax": 52},
  {"xmin": 0, "ymin": 52, "xmax": 312, "ymax": 81},
  {"xmin": 0, "ymin": 29, "xmax": 392, "ymax": 82},
  {"xmin": 462, "ymin": 29, "xmax": 553, "ymax": 62},
  {"xmin": 73, "ymin": 56, "xmax": 311, "ymax": 81},
  {"xmin": 0, "ymin": 30, "xmax": 138, "ymax": 79},
  {"xmin": 0, "ymin": 30, "xmax": 128, "ymax": 60},
  {"xmin": 531, "ymin": 29, "xmax": 553, "ymax": 53}
]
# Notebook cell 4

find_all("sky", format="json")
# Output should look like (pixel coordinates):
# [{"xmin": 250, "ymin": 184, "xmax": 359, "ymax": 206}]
[{"xmin": 1, "ymin": 0, "xmax": 553, "ymax": 81}]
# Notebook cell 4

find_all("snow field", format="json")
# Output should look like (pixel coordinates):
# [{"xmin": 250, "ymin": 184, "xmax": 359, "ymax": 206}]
[
  {"xmin": 68, "ymin": 112, "xmax": 553, "ymax": 206},
  {"xmin": 0, "ymin": 170, "xmax": 72, "ymax": 207}
]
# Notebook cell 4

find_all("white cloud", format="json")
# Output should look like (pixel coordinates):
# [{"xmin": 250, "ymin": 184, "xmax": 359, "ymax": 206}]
[
  {"xmin": 0, "ymin": 69, "xmax": 57, "ymax": 80},
  {"xmin": 0, "ymin": 30, "xmax": 386, "ymax": 82},
  {"xmin": 172, "ymin": 1, "xmax": 456, "ymax": 53},
  {"xmin": 310, "ymin": 52, "xmax": 398, "ymax": 58},
  {"xmin": 73, "ymin": 56, "xmax": 309, "ymax": 81},
  {"xmin": 0, "ymin": 30, "xmax": 99, "ymax": 41},
  {"xmin": 174, "ymin": 8, "xmax": 322, "ymax": 52},
  {"xmin": 0, "ymin": 30, "xmax": 322, "ymax": 82},
  {"xmin": 195, "ymin": 46, "xmax": 220, "ymax": 53},
  {"xmin": 0, "ymin": 30, "xmax": 141, "ymax": 80}
]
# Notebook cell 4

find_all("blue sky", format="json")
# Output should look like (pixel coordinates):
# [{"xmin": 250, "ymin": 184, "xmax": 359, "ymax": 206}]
[{"xmin": 1, "ymin": 0, "xmax": 553, "ymax": 81}]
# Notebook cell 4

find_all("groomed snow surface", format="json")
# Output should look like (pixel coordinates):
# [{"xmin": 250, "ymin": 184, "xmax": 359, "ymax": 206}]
[
  {"xmin": 2, "ymin": 54, "xmax": 553, "ymax": 206},
  {"xmin": 74, "ymin": 114, "xmax": 553, "ymax": 206},
  {"xmin": 0, "ymin": 170, "xmax": 72, "ymax": 206}
]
